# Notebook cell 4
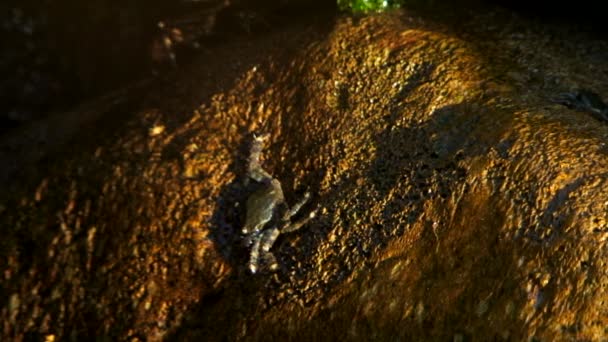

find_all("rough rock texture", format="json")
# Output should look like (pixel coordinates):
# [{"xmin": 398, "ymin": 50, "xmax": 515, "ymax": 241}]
[{"xmin": 2, "ymin": 7, "xmax": 608, "ymax": 341}]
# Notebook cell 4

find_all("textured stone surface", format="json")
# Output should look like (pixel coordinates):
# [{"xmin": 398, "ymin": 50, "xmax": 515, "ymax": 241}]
[{"xmin": 2, "ymin": 6, "xmax": 608, "ymax": 341}]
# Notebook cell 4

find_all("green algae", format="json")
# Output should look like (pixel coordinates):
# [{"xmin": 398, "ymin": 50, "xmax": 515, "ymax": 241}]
[{"xmin": 337, "ymin": 0, "xmax": 401, "ymax": 13}]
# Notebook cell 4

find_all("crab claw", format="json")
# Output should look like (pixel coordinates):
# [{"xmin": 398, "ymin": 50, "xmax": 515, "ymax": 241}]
[{"xmin": 252, "ymin": 132, "xmax": 270, "ymax": 142}]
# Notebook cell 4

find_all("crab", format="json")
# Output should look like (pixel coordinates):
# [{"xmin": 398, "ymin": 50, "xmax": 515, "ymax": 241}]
[
  {"xmin": 241, "ymin": 133, "xmax": 317, "ymax": 274},
  {"xmin": 553, "ymin": 89, "xmax": 608, "ymax": 123}
]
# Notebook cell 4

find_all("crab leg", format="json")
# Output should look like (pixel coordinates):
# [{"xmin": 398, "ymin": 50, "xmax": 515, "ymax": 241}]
[
  {"xmin": 249, "ymin": 227, "xmax": 280, "ymax": 274},
  {"xmin": 262, "ymin": 251, "xmax": 279, "ymax": 271},
  {"xmin": 248, "ymin": 235, "xmax": 263, "ymax": 274},
  {"xmin": 260, "ymin": 228, "xmax": 281, "ymax": 271},
  {"xmin": 283, "ymin": 192, "xmax": 311, "ymax": 221},
  {"xmin": 282, "ymin": 210, "xmax": 317, "ymax": 234},
  {"xmin": 260, "ymin": 227, "xmax": 281, "ymax": 252}
]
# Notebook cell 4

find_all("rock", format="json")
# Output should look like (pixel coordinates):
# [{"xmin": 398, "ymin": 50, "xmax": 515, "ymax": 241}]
[{"xmin": 1, "ymin": 6, "xmax": 608, "ymax": 341}]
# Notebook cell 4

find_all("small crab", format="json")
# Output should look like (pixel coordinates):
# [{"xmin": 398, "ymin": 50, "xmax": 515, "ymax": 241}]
[
  {"xmin": 241, "ymin": 133, "xmax": 317, "ymax": 274},
  {"xmin": 553, "ymin": 89, "xmax": 608, "ymax": 123}
]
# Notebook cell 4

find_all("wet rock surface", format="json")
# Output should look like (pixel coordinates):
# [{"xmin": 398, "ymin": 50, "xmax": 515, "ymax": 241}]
[{"xmin": 2, "ymin": 6, "xmax": 608, "ymax": 341}]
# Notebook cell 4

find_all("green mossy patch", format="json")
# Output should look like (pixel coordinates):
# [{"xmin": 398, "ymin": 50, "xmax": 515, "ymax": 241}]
[{"xmin": 337, "ymin": 0, "xmax": 401, "ymax": 13}]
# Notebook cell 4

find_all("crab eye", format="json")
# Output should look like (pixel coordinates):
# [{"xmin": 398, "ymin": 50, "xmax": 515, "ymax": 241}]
[{"xmin": 242, "ymin": 228, "xmax": 249, "ymax": 234}]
